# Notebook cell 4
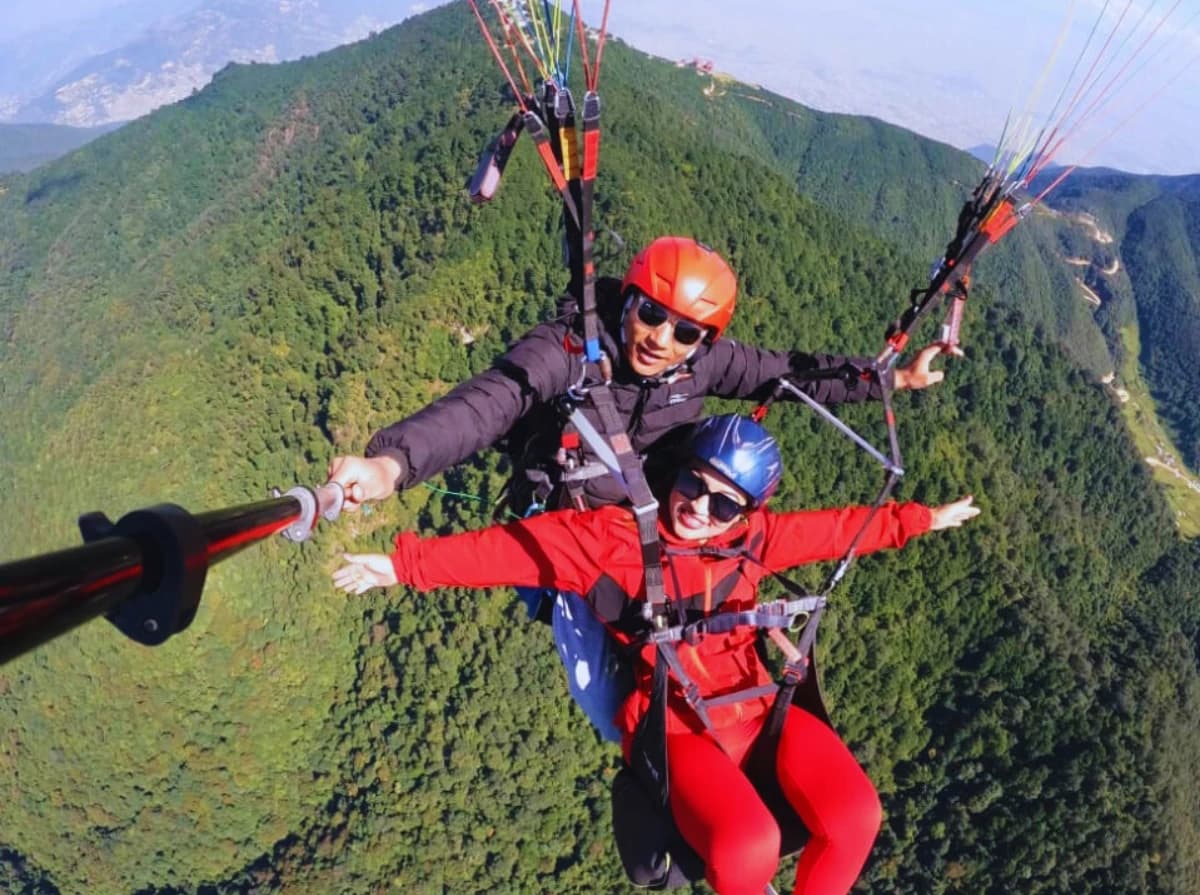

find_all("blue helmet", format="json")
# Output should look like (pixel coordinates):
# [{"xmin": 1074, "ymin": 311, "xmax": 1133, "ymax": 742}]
[{"xmin": 687, "ymin": 415, "xmax": 783, "ymax": 507}]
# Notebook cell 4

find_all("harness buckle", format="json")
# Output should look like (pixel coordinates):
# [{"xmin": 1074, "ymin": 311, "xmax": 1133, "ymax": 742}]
[
  {"xmin": 783, "ymin": 655, "xmax": 810, "ymax": 684},
  {"xmin": 565, "ymin": 351, "xmax": 612, "ymax": 402},
  {"xmin": 554, "ymin": 87, "xmax": 573, "ymax": 120},
  {"xmin": 632, "ymin": 500, "xmax": 661, "ymax": 522}
]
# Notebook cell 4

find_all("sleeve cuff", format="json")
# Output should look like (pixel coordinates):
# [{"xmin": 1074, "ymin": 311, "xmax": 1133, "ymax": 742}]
[
  {"xmin": 901, "ymin": 503, "xmax": 933, "ymax": 538},
  {"xmin": 391, "ymin": 532, "xmax": 421, "ymax": 588},
  {"xmin": 363, "ymin": 443, "xmax": 409, "ymax": 492}
]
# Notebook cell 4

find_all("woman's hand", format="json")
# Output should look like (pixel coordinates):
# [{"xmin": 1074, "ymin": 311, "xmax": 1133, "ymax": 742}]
[
  {"xmin": 929, "ymin": 495, "xmax": 981, "ymax": 531},
  {"xmin": 332, "ymin": 553, "xmax": 398, "ymax": 594}
]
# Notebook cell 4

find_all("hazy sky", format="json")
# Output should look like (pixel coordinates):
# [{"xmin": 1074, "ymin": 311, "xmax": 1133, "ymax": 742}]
[
  {"xmin": 7, "ymin": 0, "xmax": 1199, "ymax": 174},
  {"xmin": 593, "ymin": 0, "xmax": 1200, "ymax": 175},
  {"xmin": 5, "ymin": 0, "xmax": 129, "ymax": 35}
]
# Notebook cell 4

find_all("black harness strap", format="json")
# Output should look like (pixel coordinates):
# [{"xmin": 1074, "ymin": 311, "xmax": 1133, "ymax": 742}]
[
  {"xmin": 655, "ymin": 641, "xmax": 715, "ymax": 731},
  {"xmin": 567, "ymin": 390, "xmax": 665, "ymax": 607},
  {"xmin": 629, "ymin": 644, "xmax": 671, "ymax": 810}
]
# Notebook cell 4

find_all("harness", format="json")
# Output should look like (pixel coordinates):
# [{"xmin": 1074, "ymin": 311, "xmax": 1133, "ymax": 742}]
[
  {"xmin": 626, "ymin": 535, "xmax": 830, "ymax": 790},
  {"xmin": 615, "ymin": 536, "xmax": 834, "ymax": 894}
]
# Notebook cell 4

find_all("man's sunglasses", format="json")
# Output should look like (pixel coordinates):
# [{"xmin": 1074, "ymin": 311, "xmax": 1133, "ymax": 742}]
[
  {"xmin": 634, "ymin": 296, "xmax": 708, "ymax": 346},
  {"xmin": 675, "ymin": 468, "xmax": 748, "ymax": 523}
]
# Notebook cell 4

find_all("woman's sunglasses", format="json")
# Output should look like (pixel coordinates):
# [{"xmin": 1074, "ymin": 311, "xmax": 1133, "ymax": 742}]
[
  {"xmin": 675, "ymin": 468, "xmax": 748, "ymax": 523},
  {"xmin": 634, "ymin": 296, "xmax": 708, "ymax": 346}
]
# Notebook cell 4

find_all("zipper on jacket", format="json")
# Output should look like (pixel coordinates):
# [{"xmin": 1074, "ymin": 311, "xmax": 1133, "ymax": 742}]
[{"xmin": 629, "ymin": 383, "xmax": 652, "ymax": 435}]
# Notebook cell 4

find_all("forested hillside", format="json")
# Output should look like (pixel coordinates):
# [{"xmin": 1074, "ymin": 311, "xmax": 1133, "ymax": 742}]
[
  {"xmin": 1, "ymin": 4, "xmax": 1199, "ymax": 894},
  {"xmin": 1042, "ymin": 171, "xmax": 1200, "ymax": 469}
]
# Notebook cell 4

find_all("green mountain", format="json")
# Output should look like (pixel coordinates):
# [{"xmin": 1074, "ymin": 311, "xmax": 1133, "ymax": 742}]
[
  {"xmin": 2, "ymin": 5, "xmax": 1199, "ymax": 894},
  {"xmin": 0, "ymin": 123, "xmax": 121, "ymax": 173},
  {"xmin": 1041, "ymin": 170, "xmax": 1200, "ymax": 469}
]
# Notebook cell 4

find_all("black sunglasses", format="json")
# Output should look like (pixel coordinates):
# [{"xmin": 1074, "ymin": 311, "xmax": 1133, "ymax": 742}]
[
  {"xmin": 675, "ymin": 468, "xmax": 748, "ymax": 523},
  {"xmin": 634, "ymin": 296, "xmax": 707, "ymax": 346}
]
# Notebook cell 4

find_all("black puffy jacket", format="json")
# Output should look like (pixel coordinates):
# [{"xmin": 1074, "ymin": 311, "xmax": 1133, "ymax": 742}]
[{"xmin": 366, "ymin": 278, "xmax": 888, "ymax": 509}]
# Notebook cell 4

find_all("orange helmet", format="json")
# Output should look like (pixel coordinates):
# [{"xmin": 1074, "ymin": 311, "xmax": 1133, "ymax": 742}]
[{"xmin": 622, "ymin": 237, "xmax": 737, "ymax": 338}]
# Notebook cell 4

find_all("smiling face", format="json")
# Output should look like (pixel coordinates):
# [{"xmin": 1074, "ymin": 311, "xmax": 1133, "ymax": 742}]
[
  {"xmin": 668, "ymin": 465, "xmax": 750, "ymax": 541},
  {"xmin": 621, "ymin": 294, "xmax": 706, "ymax": 378}
]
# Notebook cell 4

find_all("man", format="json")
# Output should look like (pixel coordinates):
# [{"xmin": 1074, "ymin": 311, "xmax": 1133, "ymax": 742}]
[{"xmin": 328, "ymin": 236, "xmax": 949, "ymax": 512}]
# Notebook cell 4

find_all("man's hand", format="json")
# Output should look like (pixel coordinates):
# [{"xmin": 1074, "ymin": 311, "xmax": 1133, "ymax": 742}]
[
  {"xmin": 893, "ymin": 342, "xmax": 964, "ymax": 391},
  {"xmin": 326, "ymin": 455, "xmax": 404, "ymax": 511}
]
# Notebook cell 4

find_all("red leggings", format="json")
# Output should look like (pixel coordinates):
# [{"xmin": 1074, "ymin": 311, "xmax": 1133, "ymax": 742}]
[{"xmin": 665, "ymin": 706, "xmax": 882, "ymax": 895}]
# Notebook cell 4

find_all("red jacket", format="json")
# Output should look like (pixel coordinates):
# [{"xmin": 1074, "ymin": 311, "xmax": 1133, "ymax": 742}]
[{"xmin": 390, "ymin": 502, "xmax": 933, "ymax": 736}]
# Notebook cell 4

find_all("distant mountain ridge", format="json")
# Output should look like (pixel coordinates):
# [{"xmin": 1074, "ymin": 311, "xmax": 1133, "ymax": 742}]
[
  {"xmin": 0, "ymin": 122, "xmax": 122, "ymax": 173},
  {"xmin": 0, "ymin": 0, "xmax": 196, "ymax": 116},
  {"xmin": 1, "ymin": 0, "xmax": 410, "ymax": 127}
]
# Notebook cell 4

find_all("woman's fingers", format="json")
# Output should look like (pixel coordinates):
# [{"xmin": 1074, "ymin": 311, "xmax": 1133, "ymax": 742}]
[{"xmin": 332, "ymin": 553, "xmax": 397, "ymax": 592}]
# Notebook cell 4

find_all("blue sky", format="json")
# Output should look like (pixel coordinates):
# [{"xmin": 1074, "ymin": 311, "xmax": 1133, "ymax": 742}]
[{"xmin": 7, "ymin": 0, "xmax": 1199, "ymax": 174}]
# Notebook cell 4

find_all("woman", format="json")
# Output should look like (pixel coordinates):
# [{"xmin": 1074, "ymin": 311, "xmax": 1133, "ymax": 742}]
[{"xmin": 333, "ymin": 415, "xmax": 979, "ymax": 895}]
